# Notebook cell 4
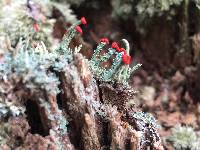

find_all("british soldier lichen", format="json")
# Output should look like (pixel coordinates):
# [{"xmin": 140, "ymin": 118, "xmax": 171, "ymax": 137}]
[
  {"xmin": 0, "ymin": 15, "xmax": 162, "ymax": 149},
  {"xmin": 89, "ymin": 37, "xmax": 142, "ymax": 84}
]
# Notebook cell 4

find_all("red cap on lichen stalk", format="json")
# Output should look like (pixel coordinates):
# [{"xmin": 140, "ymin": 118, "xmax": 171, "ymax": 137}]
[
  {"xmin": 65, "ymin": 17, "xmax": 87, "ymax": 36},
  {"xmin": 112, "ymin": 42, "xmax": 118, "ymax": 49},
  {"xmin": 119, "ymin": 48, "xmax": 126, "ymax": 53},
  {"xmin": 80, "ymin": 17, "xmax": 87, "ymax": 25},
  {"xmin": 73, "ymin": 17, "xmax": 87, "ymax": 35},
  {"xmin": 100, "ymin": 38, "xmax": 109, "ymax": 44},
  {"xmin": 122, "ymin": 54, "xmax": 131, "ymax": 65},
  {"xmin": 75, "ymin": 26, "xmax": 83, "ymax": 34},
  {"xmin": 112, "ymin": 42, "xmax": 121, "ymax": 52}
]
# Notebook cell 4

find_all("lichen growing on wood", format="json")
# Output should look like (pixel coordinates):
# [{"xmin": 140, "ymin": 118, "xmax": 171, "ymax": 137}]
[
  {"xmin": 89, "ymin": 38, "xmax": 142, "ymax": 84},
  {"xmin": 0, "ymin": 0, "xmax": 77, "ymax": 49},
  {"xmin": 0, "ymin": 13, "xmax": 163, "ymax": 150}
]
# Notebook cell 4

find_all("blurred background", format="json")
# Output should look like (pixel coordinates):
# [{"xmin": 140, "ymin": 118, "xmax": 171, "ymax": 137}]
[{"xmin": 0, "ymin": 0, "xmax": 200, "ymax": 149}]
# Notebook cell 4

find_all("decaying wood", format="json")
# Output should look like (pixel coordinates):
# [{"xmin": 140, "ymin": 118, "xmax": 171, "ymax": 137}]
[
  {"xmin": 0, "ymin": 52, "xmax": 163, "ymax": 149},
  {"xmin": 60, "ymin": 53, "xmax": 101, "ymax": 149},
  {"xmin": 81, "ymin": 113, "xmax": 101, "ymax": 150},
  {"xmin": 100, "ymin": 83, "xmax": 136, "ymax": 112},
  {"xmin": 105, "ymin": 106, "xmax": 141, "ymax": 150}
]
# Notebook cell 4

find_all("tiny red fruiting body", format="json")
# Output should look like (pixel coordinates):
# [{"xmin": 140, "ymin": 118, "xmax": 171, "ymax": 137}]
[
  {"xmin": 75, "ymin": 26, "xmax": 83, "ymax": 34},
  {"xmin": 120, "ymin": 48, "xmax": 126, "ymax": 52},
  {"xmin": 33, "ymin": 22, "xmax": 40, "ymax": 32},
  {"xmin": 111, "ymin": 42, "xmax": 124, "ymax": 52},
  {"xmin": 115, "ymin": 47, "xmax": 121, "ymax": 52},
  {"xmin": 100, "ymin": 38, "xmax": 109, "ymax": 44},
  {"xmin": 112, "ymin": 42, "xmax": 119, "ymax": 49},
  {"xmin": 122, "ymin": 54, "xmax": 131, "ymax": 65},
  {"xmin": 103, "ymin": 38, "xmax": 109, "ymax": 44},
  {"xmin": 80, "ymin": 17, "xmax": 87, "ymax": 25}
]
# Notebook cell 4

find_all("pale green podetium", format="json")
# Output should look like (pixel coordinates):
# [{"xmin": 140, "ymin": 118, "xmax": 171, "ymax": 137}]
[
  {"xmin": 114, "ymin": 39, "xmax": 142, "ymax": 85},
  {"xmin": 89, "ymin": 39, "xmax": 142, "ymax": 85}
]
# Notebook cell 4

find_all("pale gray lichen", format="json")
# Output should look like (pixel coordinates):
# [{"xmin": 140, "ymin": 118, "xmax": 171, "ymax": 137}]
[
  {"xmin": 0, "ymin": 17, "xmax": 84, "ymax": 125},
  {"xmin": 168, "ymin": 125, "xmax": 200, "ymax": 150},
  {"xmin": 129, "ymin": 111, "xmax": 161, "ymax": 148},
  {"xmin": 0, "ymin": 102, "xmax": 25, "ymax": 120},
  {"xmin": 39, "ymin": 98, "xmax": 68, "ymax": 149},
  {"xmin": 0, "ymin": 0, "xmax": 54, "ymax": 48},
  {"xmin": 0, "ymin": 42, "xmax": 60, "ymax": 96},
  {"xmin": 131, "ymin": 111, "xmax": 160, "ymax": 129},
  {"xmin": 0, "ymin": 0, "xmax": 77, "ymax": 49}
]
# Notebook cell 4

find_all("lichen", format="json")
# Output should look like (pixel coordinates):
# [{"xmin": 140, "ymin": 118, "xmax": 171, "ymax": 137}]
[
  {"xmin": 131, "ymin": 111, "xmax": 160, "ymax": 129},
  {"xmin": 111, "ymin": 0, "xmax": 183, "ymax": 20},
  {"xmin": 89, "ymin": 38, "xmax": 142, "ymax": 84},
  {"xmin": 168, "ymin": 125, "xmax": 200, "ymax": 150},
  {"xmin": 111, "ymin": 0, "xmax": 200, "ymax": 34},
  {"xmin": 0, "ymin": 0, "xmax": 77, "ymax": 49},
  {"xmin": 0, "ymin": 13, "xmax": 163, "ymax": 149}
]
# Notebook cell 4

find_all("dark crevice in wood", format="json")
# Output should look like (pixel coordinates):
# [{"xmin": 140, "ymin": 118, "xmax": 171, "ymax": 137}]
[{"xmin": 25, "ymin": 100, "xmax": 48, "ymax": 136}]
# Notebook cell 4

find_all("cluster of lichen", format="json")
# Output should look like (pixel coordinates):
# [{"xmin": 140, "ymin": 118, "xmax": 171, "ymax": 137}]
[
  {"xmin": 0, "ymin": 101, "xmax": 25, "ymax": 119},
  {"xmin": 0, "ymin": 41, "xmax": 60, "ymax": 95},
  {"xmin": 0, "ymin": 14, "xmax": 142, "ymax": 121},
  {"xmin": 0, "ymin": 17, "xmax": 86, "ymax": 106},
  {"xmin": 125, "ymin": 111, "xmax": 161, "ymax": 147},
  {"xmin": 112, "ymin": 0, "xmax": 183, "ymax": 20},
  {"xmin": 39, "ymin": 98, "xmax": 68, "ymax": 150},
  {"xmin": 167, "ymin": 125, "xmax": 200, "ymax": 150},
  {"xmin": 89, "ymin": 38, "xmax": 142, "ymax": 84},
  {"xmin": 0, "ymin": 18, "xmax": 84, "ymax": 148},
  {"xmin": 0, "ymin": 12, "xmax": 162, "ymax": 148},
  {"xmin": 111, "ymin": 0, "xmax": 200, "ymax": 34},
  {"xmin": 0, "ymin": 0, "xmax": 77, "ymax": 49}
]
